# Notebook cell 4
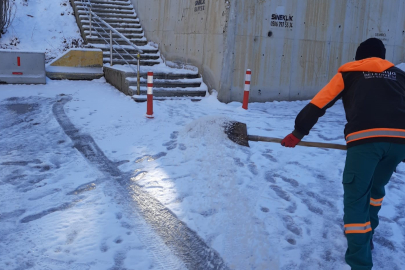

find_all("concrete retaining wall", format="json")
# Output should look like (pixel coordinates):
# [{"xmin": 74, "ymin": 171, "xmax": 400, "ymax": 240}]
[
  {"xmin": 49, "ymin": 48, "xmax": 103, "ymax": 68},
  {"xmin": 46, "ymin": 49, "xmax": 104, "ymax": 80},
  {"xmin": 132, "ymin": 0, "xmax": 405, "ymax": 102},
  {"xmin": 132, "ymin": 0, "xmax": 228, "ymax": 97},
  {"xmin": 104, "ymin": 66, "xmax": 131, "ymax": 95},
  {"xmin": 0, "ymin": 50, "xmax": 46, "ymax": 84}
]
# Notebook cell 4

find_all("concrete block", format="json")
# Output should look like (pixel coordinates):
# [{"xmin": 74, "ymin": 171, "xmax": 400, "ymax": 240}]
[
  {"xmin": 103, "ymin": 66, "xmax": 131, "ymax": 95},
  {"xmin": 0, "ymin": 50, "xmax": 46, "ymax": 84},
  {"xmin": 46, "ymin": 48, "xmax": 104, "ymax": 80},
  {"xmin": 49, "ymin": 48, "xmax": 103, "ymax": 67}
]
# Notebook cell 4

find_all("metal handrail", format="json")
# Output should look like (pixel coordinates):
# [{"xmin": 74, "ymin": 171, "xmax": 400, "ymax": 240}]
[
  {"xmin": 80, "ymin": 0, "xmax": 143, "ymax": 95},
  {"xmin": 89, "ymin": 11, "xmax": 143, "ymax": 54}
]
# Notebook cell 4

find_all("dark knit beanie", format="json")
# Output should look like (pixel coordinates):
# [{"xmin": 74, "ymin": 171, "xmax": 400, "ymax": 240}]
[{"xmin": 355, "ymin": 38, "xmax": 386, "ymax": 60}]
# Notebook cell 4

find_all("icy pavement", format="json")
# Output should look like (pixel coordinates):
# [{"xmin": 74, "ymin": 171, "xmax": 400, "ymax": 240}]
[
  {"xmin": 1, "ymin": 78, "xmax": 405, "ymax": 270},
  {"xmin": 0, "ymin": 93, "xmax": 182, "ymax": 269}
]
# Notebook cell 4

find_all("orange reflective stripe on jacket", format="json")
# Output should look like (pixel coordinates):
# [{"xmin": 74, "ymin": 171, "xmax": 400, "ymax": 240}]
[
  {"xmin": 310, "ymin": 73, "xmax": 345, "ymax": 109},
  {"xmin": 370, "ymin": 197, "xmax": 384, "ymax": 207},
  {"xmin": 346, "ymin": 128, "xmax": 405, "ymax": 143},
  {"xmin": 344, "ymin": 221, "xmax": 372, "ymax": 234}
]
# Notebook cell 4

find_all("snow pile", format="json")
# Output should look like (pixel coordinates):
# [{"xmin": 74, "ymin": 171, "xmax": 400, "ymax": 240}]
[
  {"xmin": 0, "ymin": 0, "xmax": 83, "ymax": 62},
  {"xmin": 180, "ymin": 115, "xmax": 232, "ymax": 145}
]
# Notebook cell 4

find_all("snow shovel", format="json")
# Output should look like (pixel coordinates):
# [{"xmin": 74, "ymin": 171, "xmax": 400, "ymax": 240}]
[{"xmin": 225, "ymin": 121, "xmax": 347, "ymax": 150}]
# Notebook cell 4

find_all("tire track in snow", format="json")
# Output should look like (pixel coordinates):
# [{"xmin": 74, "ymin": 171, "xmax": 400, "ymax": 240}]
[{"xmin": 52, "ymin": 96, "xmax": 229, "ymax": 270}]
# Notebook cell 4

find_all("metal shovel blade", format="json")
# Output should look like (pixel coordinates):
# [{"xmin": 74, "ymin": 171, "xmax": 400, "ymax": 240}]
[{"xmin": 224, "ymin": 121, "xmax": 250, "ymax": 147}]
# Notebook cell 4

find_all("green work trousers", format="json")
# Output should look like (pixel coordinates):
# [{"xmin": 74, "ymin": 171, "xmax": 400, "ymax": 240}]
[{"xmin": 342, "ymin": 142, "xmax": 405, "ymax": 270}]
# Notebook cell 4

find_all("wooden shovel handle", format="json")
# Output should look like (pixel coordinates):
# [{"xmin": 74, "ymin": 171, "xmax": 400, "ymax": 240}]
[{"xmin": 248, "ymin": 135, "xmax": 347, "ymax": 150}]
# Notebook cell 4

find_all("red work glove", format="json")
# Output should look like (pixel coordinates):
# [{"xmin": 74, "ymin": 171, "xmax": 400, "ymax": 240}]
[{"xmin": 281, "ymin": 133, "xmax": 301, "ymax": 148}]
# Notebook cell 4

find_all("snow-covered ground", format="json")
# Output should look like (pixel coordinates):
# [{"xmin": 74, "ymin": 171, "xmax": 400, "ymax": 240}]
[
  {"xmin": 1, "ymin": 79, "xmax": 405, "ymax": 270},
  {"xmin": 0, "ymin": 0, "xmax": 83, "ymax": 62}
]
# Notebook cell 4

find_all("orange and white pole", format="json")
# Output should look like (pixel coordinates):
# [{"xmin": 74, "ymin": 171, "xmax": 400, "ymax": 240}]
[
  {"xmin": 146, "ymin": 71, "xmax": 154, "ymax": 118},
  {"xmin": 242, "ymin": 69, "xmax": 251, "ymax": 110}
]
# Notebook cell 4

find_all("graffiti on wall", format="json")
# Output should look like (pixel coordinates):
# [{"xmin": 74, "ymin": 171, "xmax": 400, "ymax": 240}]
[
  {"xmin": 270, "ymin": 14, "xmax": 293, "ymax": 29},
  {"xmin": 194, "ymin": 0, "xmax": 205, "ymax": 12},
  {"xmin": 374, "ymin": 32, "xmax": 389, "ymax": 41}
]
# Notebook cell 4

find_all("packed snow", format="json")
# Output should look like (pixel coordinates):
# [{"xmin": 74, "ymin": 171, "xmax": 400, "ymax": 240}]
[{"xmin": 1, "ymin": 0, "xmax": 405, "ymax": 270}]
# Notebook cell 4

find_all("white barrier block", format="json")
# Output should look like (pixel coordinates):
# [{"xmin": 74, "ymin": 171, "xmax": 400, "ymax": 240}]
[{"xmin": 0, "ymin": 50, "xmax": 46, "ymax": 84}]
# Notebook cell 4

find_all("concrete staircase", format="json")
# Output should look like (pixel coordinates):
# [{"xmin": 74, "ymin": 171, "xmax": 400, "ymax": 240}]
[{"xmin": 70, "ymin": 0, "xmax": 207, "ymax": 101}]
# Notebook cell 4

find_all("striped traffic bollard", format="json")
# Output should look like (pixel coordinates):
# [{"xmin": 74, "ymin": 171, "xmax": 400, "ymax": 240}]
[
  {"xmin": 242, "ymin": 69, "xmax": 251, "ymax": 110},
  {"xmin": 146, "ymin": 71, "xmax": 154, "ymax": 118}
]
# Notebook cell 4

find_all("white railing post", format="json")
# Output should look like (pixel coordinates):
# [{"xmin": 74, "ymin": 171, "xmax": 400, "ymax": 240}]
[
  {"xmin": 110, "ymin": 29, "xmax": 113, "ymax": 66},
  {"xmin": 89, "ymin": 8, "xmax": 92, "ymax": 36},
  {"xmin": 137, "ymin": 53, "xmax": 141, "ymax": 95}
]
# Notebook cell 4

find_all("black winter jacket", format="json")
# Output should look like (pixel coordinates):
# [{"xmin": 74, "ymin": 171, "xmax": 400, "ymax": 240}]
[{"xmin": 292, "ymin": 58, "xmax": 405, "ymax": 148}]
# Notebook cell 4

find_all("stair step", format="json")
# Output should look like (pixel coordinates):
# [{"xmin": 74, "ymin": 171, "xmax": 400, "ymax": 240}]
[
  {"xmin": 83, "ymin": 26, "xmax": 143, "ymax": 34},
  {"xmin": 76, "ymin": 3, "xmax": 133, "ymax": 10},
  {"xmin": 132, "ymin": 95, "xmax": 203, "ymax": 102},
  {"xmin": 79, "ymin": 15, "xmax": 139, "ymax": 23},
  {"xmin": 86, "ymin": 33, "xmax": 144, "ymax": 40},
  {"xmin": 127, "ymin": 78, "xmax": 202, "ymax": 88},
  {"xmin": 76, "ymin": 4, "xmax": 134, "ymax": 10},
  {"xmin": 103, "ymin": 52, "xmax": 159, "ymax": 60},
  {"xmin": 90, "ymin": 0, "xmax": 131, "ymax": 3},
  {"xmin": 86, "ymin": 32, "xmax": 144, "ymax": 39},
  {"xmin": 85, "ymin": 36, "xmax": 145, "ymax": 41},
  {"xmin": 129, "ymin": 86, "xmax": 207, "ymax": 97},
  {"xmin": 77, "ymin": 7, "xmax": 135, "ymax": 14},
  {"xmin": 79, "ymin": 17, "xmax": 139, "ymax": 24},
  {"xmin": 79, "ymin": 12, "xmax": 137, "ymax": 20},
  {"xmin": 78, "ymin": 10, "xmax": 136, "ymax": 18},
  {"xmin": 75, "ymin": 0, "xmax": 131, "ymax": 6},
  {"xmin": 103, "ymin": 58, "xmax": 160, "ymax": 66},
  {"xmin": 100, "ymin": 48, "xmax": 158, "ymax": 54},
  {"xmin": 125, "ymin": 73, "xmax": 200, "ymax": 80},
  {"xmin": 90, "ymin": 41, "xmax": 148, "ymax": 46},
  {"xmin": 86, "ymin": 44, "xmax": 157, "ymax": 54},
  {"xmin": 86, "ymin": 37, "xmax": 147, "ymax": 46},
  {"xmin": 81, "ymin": 21, "xmax": 141, "ymax": 28},
  {"xmin": 82, "ymin": 22, "xmax": 143, "ymax": 29}
]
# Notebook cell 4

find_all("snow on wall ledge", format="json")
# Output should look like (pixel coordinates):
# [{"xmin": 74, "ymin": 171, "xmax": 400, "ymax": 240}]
[{"xmin": 131, "ymin": 0, "xmax": 405, "ymax": 103}]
